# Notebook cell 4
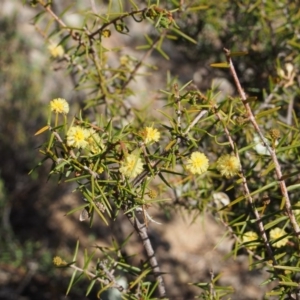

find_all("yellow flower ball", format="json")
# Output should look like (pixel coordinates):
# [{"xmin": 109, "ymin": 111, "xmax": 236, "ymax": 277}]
[
  {"xmin": 270, "ymin": 227, "xmax": 288, "ymax": 248},
  {"xmin": 142, "ymin": 126, "xmax": 161, "ymax": 144},
  {"xmin": 67, "ymin": 126, "xmax": 89, "ymax": 149},
  {"xmin": 186, "ymin": 151, "xmax": 209, "ymax": 175},
  {"xmin": 120, "ymin": 153, "xmax": 143, "ymax": 178},
  {"xmin": 50, "ymin": 98, "xmax": 69, "ymax": 114},
  {"xmin": 53, "ymin": 256, "xmax": 66, "ymax": 266},
  {"xmin": 101, "ymin": 29, "xmax": 111, "ymax": 38},
  {"xmin": 216, "ymin": 154, "xmax": 240, "ymax": 178},
  {"xmin": 48, "ymin": 44, "xmax": 64, "ymax": 58},
  {"xmin": 242, "ymin": 231, "xmax": 259, "ymax": 250}
]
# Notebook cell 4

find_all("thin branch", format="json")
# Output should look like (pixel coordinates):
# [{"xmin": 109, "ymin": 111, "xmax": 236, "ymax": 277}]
[
  {"xmin": 37, "ymin": 1, "xmax": 109, "ymax": 102},
  {"xmin": 127, "ymin": 215, "xmax": 166, "ymax": 298},
  {"xmin": 120, "ymin": 33, "xmax": 164, "ymax": 92},
  {"xmin": 174, "ymin": 83, "xmax": 181, "ymax": 130},
  {"xmin": 69, "ymin": 264, "xmax": 127, "ymax": 292},
  {"xmin": 286, "ymin": 94, "xmax": 294, "ymax": 126},
  {"xmin": 213, "ymin": 107, "xmax": 277, "ymax": 265},
  {"xmin": 184, "ymin": 110, "xmax": 208, "ymax": 135},
  {"xmin": 224, "ymin": 48, "xmax": 300, "ymax": 239},
  {"xmin": 88, "ymin": 9, "xmax": 147, "ymax": 39},
  {"xmin": 38, "ymin": 1, "xmax": 70, "ymax": 34}
]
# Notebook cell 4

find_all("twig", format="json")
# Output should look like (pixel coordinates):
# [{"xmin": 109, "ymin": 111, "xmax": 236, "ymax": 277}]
[
  {"xmin": 286, "ymin": 94, "xmax": 294, "ymax": 126},
  {"xmin": 37, "ymin": 1, "xmax": 109, "ymax": 101},
  {"xmin": 120, "ymin": 33, "xmax": 165, "ymax": 93},
  {"xmin": 37, "ymin": 1, "xmax": 71, "ymax": 35},
  {"xmin": 128, "ymin": 215, "xmax": 166, "ymax": 298},
  {"xmin": 97, "ymin": 260, "xmax": 124, "ymax": 291},
  {"xmin": 224, "ymin": 48, "xmax": 300, "ymax": 239},
  {"xmin": 184, "ymin": 110, "xmax": 208, "ymax": 135},
  {"xmin": 212, "ymin": 106, "xmax": 277, "ymax": 265},
  {"xmin": 174, "ymin": 83, "xmax": 181, "ymax": 130},
  {"xmin": 136, "ymin": 207, "xmax": 162, "ymax": 225},
  {"xmin": 209, "ymin": 269, "xmax": 216, "ymax": 298},
  {"xmin": 69, "ymin": 264, "xmax": 126, "ymax": 292},
  {"xmin": 88, "ymin": 9, "xmax": 147, "ymax": 39}
]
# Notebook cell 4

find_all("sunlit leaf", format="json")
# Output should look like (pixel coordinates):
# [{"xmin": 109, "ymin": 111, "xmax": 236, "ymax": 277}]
[
  {"xmin": 34, "ymin": 125, "xmax": 49, "ymax": 135},
  {"xmin": 210, "ymin": 62, "xmax": 229, "ymax": 68}
]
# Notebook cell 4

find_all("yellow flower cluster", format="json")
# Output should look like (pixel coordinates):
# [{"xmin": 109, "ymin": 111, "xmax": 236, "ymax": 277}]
[
  {"xmin": 141, "ymin": 126, "xmax": 161, "ymax": 144},
  {"xmin": 242, "ymin": 231, "xmax": 259, "ymax": 250},
  {"xmin": 186, "ymin": 151, "xmax": 209, "ymax": 175},
  {"xmin": 53, "ymin": 256, "xmax": 66, "ymax": 266},
  {"xmin": 48, "ymin": 44, "xmax": 64, "ymax": 58},
  {"xmin": 67, "ymin": 126, "xmax": 104, "ymax": 152},
  {"xmin": 269, "ymin": 227, "xmax": 289, "ymax": 248},
  {"xmin": 216, "ymin": 154, "xmax": 240, "ymax": 178},
  {"xmin": 119, "ymin": 153, "xmax": 143, "ymax": 178},
  {"xmin": 101, "ymin": 29, "xmax": 111, "ymax": 38},
  {"xmin": 148, "ymin": 189, "xmax": 158, "ymax": 199},
  {"xmin": 67, "ymin": 126, "xmax": 89, "ymax": 149},
  {"xmin": 50, "ymin": 98, "xmax": 69, "ymax": 114},
  {"xmin": 120, "ymin": 55, "xmax": 129, "ymax": 66}
]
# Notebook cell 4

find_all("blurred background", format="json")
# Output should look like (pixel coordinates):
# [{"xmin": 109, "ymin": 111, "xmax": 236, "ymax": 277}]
[{"xmin": 0, "ymin": 1, "xmax": 299, "ymax": 299}]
